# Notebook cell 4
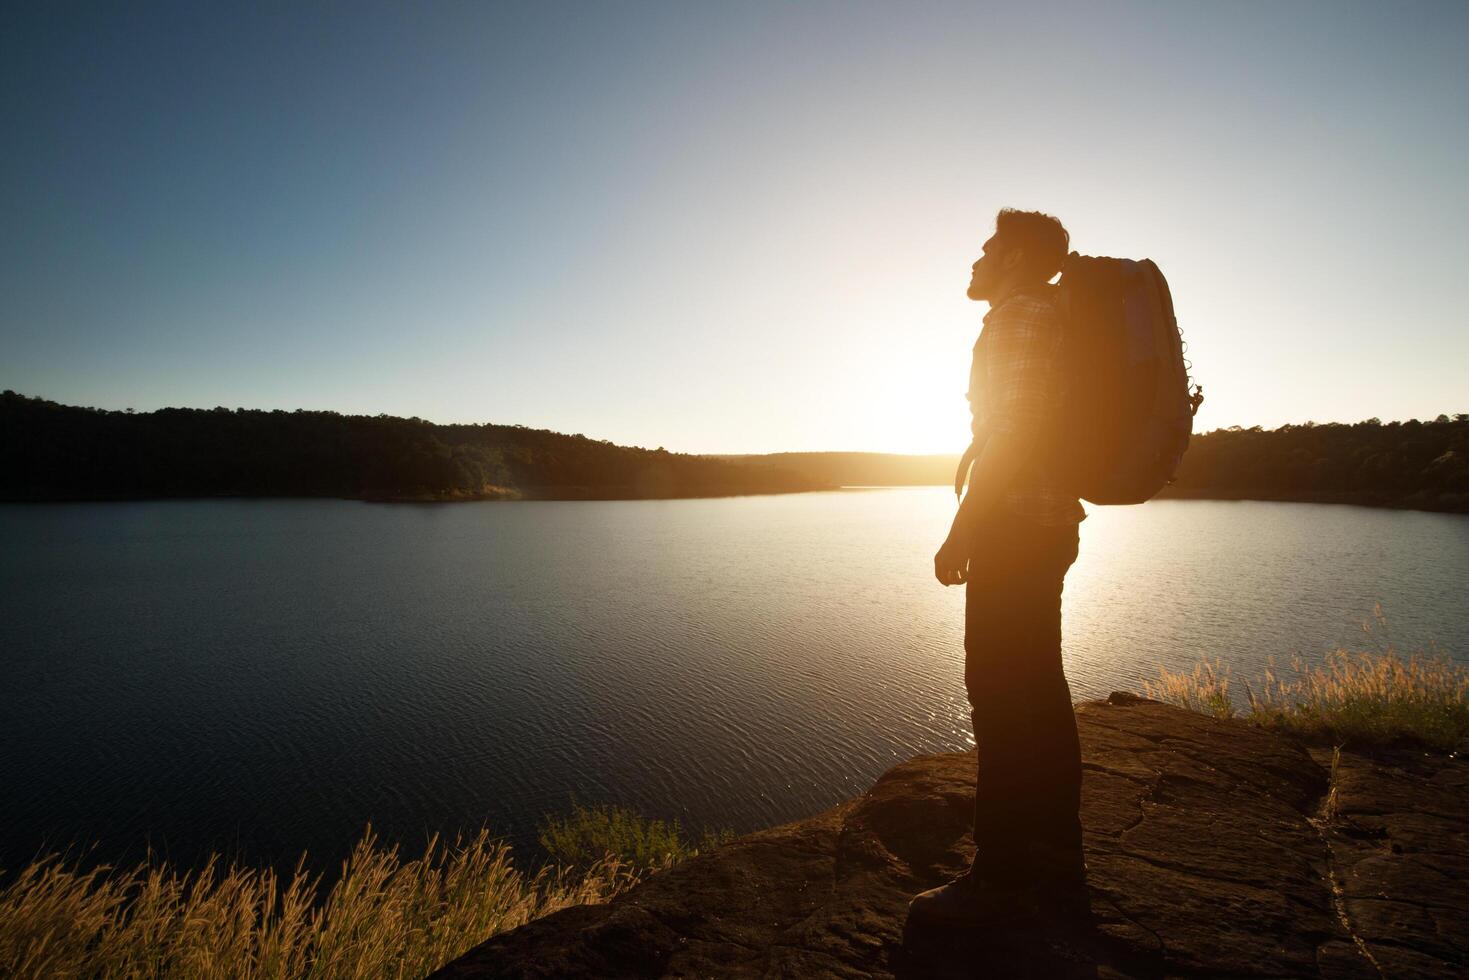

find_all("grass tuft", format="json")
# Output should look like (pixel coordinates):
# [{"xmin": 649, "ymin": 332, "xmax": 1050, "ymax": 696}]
[
  {"xmin": 1146, "ymin": 639, "xmax": 1468, "ymax": 753},
  {"xmin": 1142, "ymin": 657, "xmax": 1237, "ymax": 720}
]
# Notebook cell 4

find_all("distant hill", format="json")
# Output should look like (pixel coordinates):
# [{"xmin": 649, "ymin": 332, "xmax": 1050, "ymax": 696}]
[
  {"xmin": 723, "ymin": 416, "xmax": 1469, "ymax": 513},
  {"xmin": 4, "ymin": 392, "xmax": 1464, "ymax": 511},
  {"xmin": 0, "ymin": 391, "xmax": 827, "ymax": 502},
  {"xmin": 711, "ymin": 452, "xmax": 961, "ymax": 488}
]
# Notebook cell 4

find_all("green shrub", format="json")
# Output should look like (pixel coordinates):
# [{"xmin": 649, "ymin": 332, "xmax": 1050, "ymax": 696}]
[{"xmin": 536, "ymin": 802, "xmax": 732, "ymax": 873}]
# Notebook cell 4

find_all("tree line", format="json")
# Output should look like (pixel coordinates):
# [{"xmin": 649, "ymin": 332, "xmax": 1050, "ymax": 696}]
[
  {"xmin": 4, "ymin": 391, "xmax": 1465, "ymax": 511},
  {"xmin": 1158, "ymin": 415, "xmax": 1469, "ymax": 512},
  {"xmin": 728, "ymin": 417, "xmax": 1469, "ymax": 513},
  {"xmin": 0, "ymin": 391, "xmax": 824, "ymax": 502}
]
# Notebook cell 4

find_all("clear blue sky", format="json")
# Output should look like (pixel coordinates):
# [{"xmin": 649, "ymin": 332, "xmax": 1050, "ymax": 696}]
[{"xmin": 4, "ymin": 1, "xmax": 1465, "ymax": 453}]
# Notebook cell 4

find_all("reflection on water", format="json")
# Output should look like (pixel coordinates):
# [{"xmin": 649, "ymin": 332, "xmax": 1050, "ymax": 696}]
[{"xmin": 1, "ymin": 490, "xmax": 1464, "ymax": 873}]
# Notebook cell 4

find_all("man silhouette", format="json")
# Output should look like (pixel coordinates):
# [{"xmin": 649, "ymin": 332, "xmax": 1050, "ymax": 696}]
[{"xmin": 909, "ymin": 209, "xmax": 1087, "ymax": 929}]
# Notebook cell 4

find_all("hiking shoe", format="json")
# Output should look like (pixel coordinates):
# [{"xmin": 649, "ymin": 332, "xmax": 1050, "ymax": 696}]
[
  {"xmin": 905, "ymin": 868, "xmax": 1040, "ymax": 931},
  {"xmin": 1029, "ymin": 848, "xmax": 1091, "ymax": 921}
]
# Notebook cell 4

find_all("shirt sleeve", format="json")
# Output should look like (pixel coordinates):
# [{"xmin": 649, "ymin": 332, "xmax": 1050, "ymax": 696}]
[{"xmin": 979, "ymin": 299, "xmax": 1058, "ymax": 441}]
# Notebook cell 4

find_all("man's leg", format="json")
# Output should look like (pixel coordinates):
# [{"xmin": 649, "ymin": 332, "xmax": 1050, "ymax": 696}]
[
  {"xmin": 907, "ymin": 515, "xmax": 1082, "ymax": 930},
  {"xmin": 963, "ymin": 515, "xmax": 1080, "ymax": 883}
]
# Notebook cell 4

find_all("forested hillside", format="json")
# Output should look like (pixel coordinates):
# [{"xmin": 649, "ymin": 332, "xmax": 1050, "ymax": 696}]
[
  {"xmin": 5, "ymin": 392, "xmax": 1464, "ymax": 511},
  {"xmin": 1159, "ymin": 416, "xmax": 1469, "ymax": 511},
  {"xmin": 0, "ymin": 392, "xmax": 824, "ymax": 502},
  {"xmin": 729, "ymin": 417, "xmax": 1469, "ymax": 513}
]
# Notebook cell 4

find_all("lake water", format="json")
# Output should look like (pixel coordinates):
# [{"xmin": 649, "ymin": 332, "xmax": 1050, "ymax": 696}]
[{"xmin": 2, "ymin": 490, "xmax": 1466, "ymax": 874}]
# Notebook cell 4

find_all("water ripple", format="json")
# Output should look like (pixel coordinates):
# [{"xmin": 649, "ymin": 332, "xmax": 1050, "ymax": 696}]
[{"xmin": 0, "ymin": 491, "xmax": 1464, "ymax": 873}]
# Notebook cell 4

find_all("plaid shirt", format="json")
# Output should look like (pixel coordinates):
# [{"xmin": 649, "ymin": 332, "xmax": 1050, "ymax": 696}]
[{"xmin": 968, "ymin": 285, "xmax": 1085, "ymax": 527}]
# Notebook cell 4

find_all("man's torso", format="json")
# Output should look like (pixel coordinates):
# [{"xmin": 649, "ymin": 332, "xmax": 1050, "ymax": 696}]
[{"xmin": 968, "ymin": 285, "xmax": 1085, "ymax": 528}]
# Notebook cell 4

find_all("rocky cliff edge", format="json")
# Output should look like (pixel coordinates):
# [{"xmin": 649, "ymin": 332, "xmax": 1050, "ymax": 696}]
[{"xmin": 434, "ymin": 694, "xmax": 1467, "ymax": 979}]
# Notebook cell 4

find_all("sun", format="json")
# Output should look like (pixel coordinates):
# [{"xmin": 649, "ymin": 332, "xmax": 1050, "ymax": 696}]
[{"xmin": 862, "ymin": 371, "xmax": 971, "ymax": 456}]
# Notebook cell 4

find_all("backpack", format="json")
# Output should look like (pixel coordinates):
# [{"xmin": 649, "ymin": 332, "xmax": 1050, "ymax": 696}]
[{"xmin": 1049, "ymin": 252, "xmax": 1203, "ymax": 505}]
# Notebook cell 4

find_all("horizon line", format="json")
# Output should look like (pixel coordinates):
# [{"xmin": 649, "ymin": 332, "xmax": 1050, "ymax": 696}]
[{"xmin": 4, "ymin": 388, "xmax": 1462, "ymax": 459}]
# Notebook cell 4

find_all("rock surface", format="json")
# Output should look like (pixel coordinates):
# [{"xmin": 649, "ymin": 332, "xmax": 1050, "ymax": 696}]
[{"xmin": 433, "ymin": 695, "xmax": 1467, "ymax": 978}]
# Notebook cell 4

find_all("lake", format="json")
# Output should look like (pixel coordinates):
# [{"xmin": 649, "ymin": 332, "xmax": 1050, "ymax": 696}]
[{"xmin": 2, "ymin": 490, "xmax": 1465, "ymax": 875}]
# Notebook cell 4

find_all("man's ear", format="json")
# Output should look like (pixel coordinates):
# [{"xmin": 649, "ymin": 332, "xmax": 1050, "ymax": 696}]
[{"xmin": 1002, "ymin": 248, "xmax": 1024, "ymax": 272}]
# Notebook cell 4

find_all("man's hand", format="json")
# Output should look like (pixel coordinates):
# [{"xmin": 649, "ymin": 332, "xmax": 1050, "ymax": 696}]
[{"xmin": 933, "ymin": 535, "xmax": 969, "ymax": 586}]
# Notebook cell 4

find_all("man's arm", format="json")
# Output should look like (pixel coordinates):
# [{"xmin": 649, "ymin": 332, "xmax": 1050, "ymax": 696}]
[
  {"xmin": 949, "ymin": 432, "xmax": 1028, "ymax": 544},
  {"xmin": 934, "ymin": 432, "xmax": 1028, "ymax": 584}
]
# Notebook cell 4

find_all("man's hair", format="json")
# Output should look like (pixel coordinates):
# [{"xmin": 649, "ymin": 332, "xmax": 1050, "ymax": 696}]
[{"xmin": 993, "ymin": 208, "xmax": 1069, "ymax": 284}]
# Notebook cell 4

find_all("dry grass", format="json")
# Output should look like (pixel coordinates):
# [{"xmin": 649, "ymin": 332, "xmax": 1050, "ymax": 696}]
[
  {"xmin": 0, "ymin": 826, "xmax": 644, "ymax": 979},
  {"xmin": 1145, "ymin": 611, "xmax": 1468, "ymax": 752},
  {"xmin": 1142, "ymin": 656, "xmax": 1237, "ymax": 720}
]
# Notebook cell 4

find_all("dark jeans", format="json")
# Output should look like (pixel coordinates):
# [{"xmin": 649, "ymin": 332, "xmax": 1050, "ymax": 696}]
[{"xmin": 963, "ymin": 512, "xmax": 1081, "ymax": 879}]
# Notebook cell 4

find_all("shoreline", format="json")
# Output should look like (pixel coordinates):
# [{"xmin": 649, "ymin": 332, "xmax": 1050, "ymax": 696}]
[
  {"xmin": 0, "ymin": 484, "xmax": 835, "ymax": 506},
  {"xmin": 3, "ymin": 484, "xmax": 1465, "ymax": 514},
  {"xmin": 1153, "ymin": 484, "xmax": 1469, "ymax": 514}
]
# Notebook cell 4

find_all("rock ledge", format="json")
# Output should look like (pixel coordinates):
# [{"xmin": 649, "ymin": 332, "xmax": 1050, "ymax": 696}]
[{"xmin": 434, "ymin": 695, "xmax": 1467, "ymax": 978}]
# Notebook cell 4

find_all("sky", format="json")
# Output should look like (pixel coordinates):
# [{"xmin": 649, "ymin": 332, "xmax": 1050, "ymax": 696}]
[{"xmin": 3, "ymin": 1, "xmax": 1466, "ymax": 454}]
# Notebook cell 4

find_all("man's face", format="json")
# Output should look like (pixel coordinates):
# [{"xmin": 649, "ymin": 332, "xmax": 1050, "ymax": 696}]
[{"xmin": 966, "ymin": 233, "xmax": 1005, "ymax": 301}]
